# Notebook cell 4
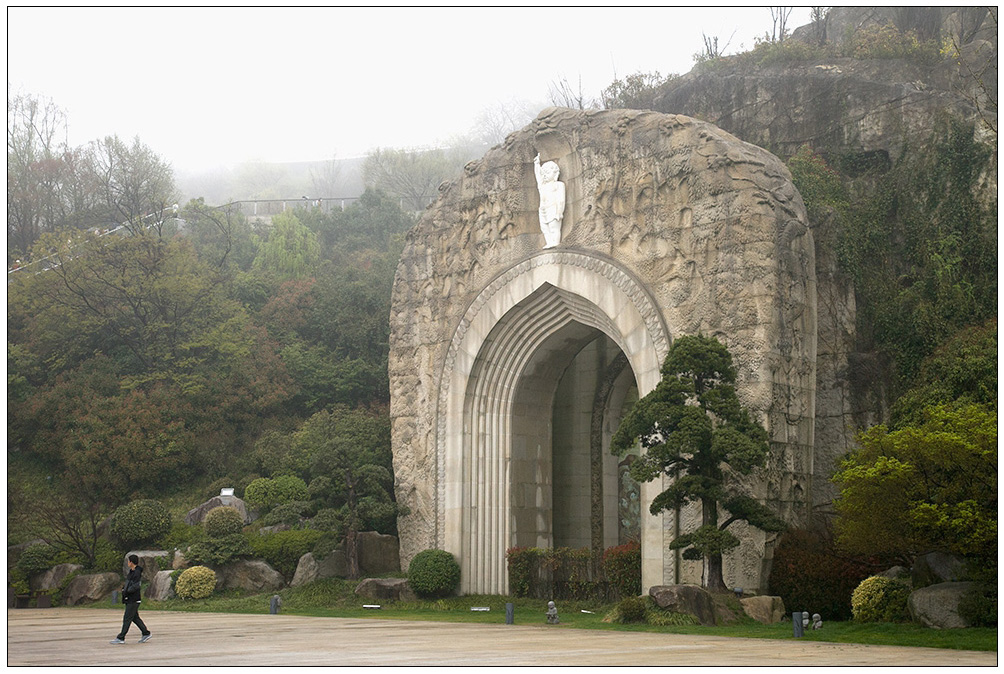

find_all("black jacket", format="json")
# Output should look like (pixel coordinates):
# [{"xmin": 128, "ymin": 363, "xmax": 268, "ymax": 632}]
[{"xmin": 123, "ymin": 565, "xmax": 143, "ymax": 604}]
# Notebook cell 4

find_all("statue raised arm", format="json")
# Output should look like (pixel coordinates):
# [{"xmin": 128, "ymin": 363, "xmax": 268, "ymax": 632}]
[{"xmin": 534, "ymin": 153, "xmax": 565, "ymax": 248}]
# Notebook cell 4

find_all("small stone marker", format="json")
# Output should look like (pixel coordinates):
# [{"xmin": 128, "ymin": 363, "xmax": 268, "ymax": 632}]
[
  {"xmin": 792, "ymin": 611, "xmax": 803, "ymax": 638},
  {"xmin": 111, "ymin": 591, "xmax": 120, "ymax": 604},
  {"xmin": 812, "ymin": 613, "xmax": 822, "ymax": 630},
  {"xmin": 269, "ymin": 595, "xmax": 282, "ymax": 614},
  {"xmin": 505, "ymin": 602, "xmax": 514, "ymax": 625},
  {"xmin": 546, "ymin": 600, "xmax": 559, "ymax": 624}
]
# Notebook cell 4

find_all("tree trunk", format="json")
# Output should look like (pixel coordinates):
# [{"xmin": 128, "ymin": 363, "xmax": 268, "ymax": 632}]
[
  {"xmin": 346, "ymin": 529, "xmax": 360, "ymax": 580},
  {"xmin": 706, "ymin": 553, "xmax": 727, "ymax": 592}
]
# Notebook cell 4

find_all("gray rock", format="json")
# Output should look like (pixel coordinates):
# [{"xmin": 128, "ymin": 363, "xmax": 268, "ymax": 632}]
[
  {"xmin": 172, "ymin": 549, "xmax": 188, "ymax": 570},
  {"xmin": 909, "ymin": 582, "xmax": 975, "ymax": 629},
  {"xmin": 358, "ymin": 532, "xmax": 400, "ymax": 576},
  {"xmin": 123, "ymin": 550, "xmax": 171, "ymax": 581},
  {"xmin": 146, "ymin": 570, "xmax": 176, "ymax": 601},
  {"xmin": 740, "ymin": 595, "xmax": 787, "ymax": 624},
  {"xmin": 912, "ymin": 552, "xmax": 966, "ymax": 589},
  {"xmin": 30, "ymin": 563, "xmax": 83, "ymax": 592},
  {"xmin": 876, "ymin": 566, "xmax": 912, "ymax": 581},
  {"xmin": 185, "ymin": 496, "xmax": 253, "ymax": 526},
  {"xmin": 214, "ymin": 560, "xmax": 284, "ymax": 593},
  {"xmin": 63, "ymin": 572, "xmax": 121, "ymax": 606},
  {"xmin": 291, "ymin": 551, "xmax": 350, "ymax": 587},
  {"xmin": 649, "ymin": 585, "xmax": 716, "ymax": 626},
  {"xmin": 354, "ymin": 577, "xmax": 416, "ymax": 603}
]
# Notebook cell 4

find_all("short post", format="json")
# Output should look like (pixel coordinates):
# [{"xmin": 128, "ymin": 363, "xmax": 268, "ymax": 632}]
[
  {"xmin": 111, "ymin": 590, "xmax": 120, "ymax": 605},
  {"xmin": 792, "ymin": 611, "xmax": 803, "ymax": 638},
  {"xmin": 270, "ymin": 595, "xmax": 282, "ymax": 615},
  {"xmin": 505, "ymin": 602, "xmax": 514, "ymax": 625}
]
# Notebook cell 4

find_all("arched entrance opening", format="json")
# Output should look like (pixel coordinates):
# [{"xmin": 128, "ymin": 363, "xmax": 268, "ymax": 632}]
[{"xmin": 439, "ymin": 252, "xmax": 670, "ymax": 594}]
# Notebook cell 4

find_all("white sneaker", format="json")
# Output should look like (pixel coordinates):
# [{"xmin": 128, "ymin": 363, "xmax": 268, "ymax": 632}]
[
  {"xmin": 109, "ymin": 638, "xmax": 125, "ymax": 644},
  {"xmin": 139, "ymin": 634, "xmax": 152, "ymax": 643}
]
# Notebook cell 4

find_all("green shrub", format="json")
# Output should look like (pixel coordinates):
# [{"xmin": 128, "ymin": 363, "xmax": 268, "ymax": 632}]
[
  {"xmin": 204, "ymin": 506, "xmax": 245, "ymax": 538},
  {"xmin": 602, "ymin": 541, "xmax": 641, "ymax": 598},
  {"xmin": 246, "ymin": 529, "xmax": 324, "ymax": 580},
  {"xmin": 243, "ymin": 475, "xmax": 309, "ymax": 514},
  {"xmin": 260, "ymin": 501, "xmax": 312, "ymax": 528},
  {"xmin": 311, "ymin": 532, "xmax": 341, "ymax": 560},
  {"xmin": 110, "ymin": 499, "xmax": 172, "ymax": 548},
  {"xmin": 844, "ymin": 22, "xmax": 942, "ymax": 64},
  {"xmin": 16, "ymin": 542, "xmax": 56, "ymax": 575},
  {"xmin": 408, "ymin": 549, "xmax": 461, "ymax": 598},
  {"xmin": 91, "ymin": 539, "xmax": 126, "ymax": 573},
  {"xmin": 505, "ymin": 546, "xmax": 596, "ymax": 600},
  {"xmin": 186, "ymin": 533, "xmax": 252, "ymax": 568},
  {"xmin": 8, "ymin": 568, "xmax": 30, "ymax": 595},
  {"xmin": 851, "ymin": 576, "xmax": 912, "ymax": 622},
  {"xmin": 175, "ymin": 565, "xmax": 217, "ymax": 600},
  {"xmin": 310, "ymin": 508, "xmax": 342, "ymax": 532},
  {"xmin": 158, "ymin": 521, "xmax": 204, "ymax": 552},
  {"xmin": 958, "ymin": 584, "xmax": 997, "ymax": 627},
  {"xmin": 768, "ymin": 528, "xmax": 875, "ymax": 621},
  {"xmin": 616, "ymin": 595, "xmax": 647, "ymax": 623}
]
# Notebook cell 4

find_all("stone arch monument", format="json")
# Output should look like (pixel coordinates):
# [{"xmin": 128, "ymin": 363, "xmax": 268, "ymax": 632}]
[{"xmin": 390, "ymin": 107, "xmax": 817, "ymax": 594}]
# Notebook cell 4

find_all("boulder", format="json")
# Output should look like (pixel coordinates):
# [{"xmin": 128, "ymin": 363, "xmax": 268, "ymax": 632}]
[
  {"xmin": 30, "ymin": 563, "xmax": 83, "ymax": 592},
  {"xmin": 908, "ymin": 582, "xmax": 975, "ymax": 629},
  {"xmin": 912, "ymin": 552, "xmax": 966, "ymax": 589},
  {"xmin": 354, "ymin": 577, "xmax": 416, "ymax": 603},
  {"xmin": 292, "ymin": 551, "xmax": 350, "ymax": 587},
  {"xmin": 740, "ymin": 595, "xmax": 787, "ymax": 624},
  {"xmin": 63, "ymin": 572, "xmax": 121, "ymax": 606},
  {"xmin": 876, "ymin": 566, "xmax": 912, "ymax": 581},
  {"xmin": 649, "ymin": 585, "xmax": 716, "ymax": 626},
  {"xmin": 146, "ymin": 570, "xmax": 175, "ymax": 601},
  {"xmin": 214, "ymin": 560, "xmax": 284, "ymax": 593},
  {"xmin": 185, "ymin": 496, "xmax": 253, "ymax": 526},
  {"xmin": 172, "ymin": 549, "xmax": 188, "ymax": 570},
  {"xmin": 123, "ymin": 551, "xmax": 171, "ymax": 581},
  {"xmin": 357, "ymin": 532, "xmax": 401, "ymax": 576}
]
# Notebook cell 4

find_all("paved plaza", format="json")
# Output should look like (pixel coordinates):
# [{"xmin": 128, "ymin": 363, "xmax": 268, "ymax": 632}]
[{"xmin": 7, "ymin": 608, "xmax": 997, "ymax": 667}]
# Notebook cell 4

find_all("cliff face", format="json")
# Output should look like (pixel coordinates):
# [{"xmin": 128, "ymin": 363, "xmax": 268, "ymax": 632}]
[{"xmin": 647, "ymin": 7, "xmax": 997, "ymax": 512}]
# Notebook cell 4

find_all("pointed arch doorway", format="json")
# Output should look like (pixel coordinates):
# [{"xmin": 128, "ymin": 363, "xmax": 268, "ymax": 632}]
[{"xmin": 437, "ymin": 251, "xmax": 671, "ymax": 594}]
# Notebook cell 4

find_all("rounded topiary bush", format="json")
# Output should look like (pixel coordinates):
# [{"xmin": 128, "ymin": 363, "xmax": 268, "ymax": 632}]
[
  {"xmin": 243, "ymin": 475, "xmax": 309, "ymax": 514},
  {"xmin": 203, "ymin": 506, "xmax": 244, "ymax": 538},
  {"xmin": 175, "ymin": 565, "xmax": 217, "ymax": 600},
  {"xmin": 110, "ymin": 499, "xmax": 172, "ymax": 548},
  {"xmin": 851, "ymin": 576, "xmax": 911, "ymax": 623},
  {"xmin": 16, "ymin": 542, "xmax": 56, "ymax": 576},
  {"xmin": 616, "ymin": 595, "xmax": 648, "ymax": 623},
  {"xmin": 408, "ymin": 549, "xmax": 461, "ymax": 598}
]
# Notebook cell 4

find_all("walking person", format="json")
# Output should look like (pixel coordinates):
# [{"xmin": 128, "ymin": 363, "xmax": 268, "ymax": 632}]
[{"xmin": 110, "ymin": 554, "xmax": 151, "ymax": 644}]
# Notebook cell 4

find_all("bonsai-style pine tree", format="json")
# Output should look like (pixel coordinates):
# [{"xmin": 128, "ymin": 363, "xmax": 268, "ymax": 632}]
[{"xmin": 612, "ymin": 335, "xmax": 786, "ymax": 591}]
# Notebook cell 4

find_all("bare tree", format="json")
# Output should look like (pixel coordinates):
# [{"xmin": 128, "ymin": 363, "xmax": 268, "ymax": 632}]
[
  {"xmin": 88, "ymin": 135, "xmax": 178, "ymax": 233},
  {"xmin": 769, "ymin": 6, "xmax": 794, "ymax": 42},
  {"xmin": 309, "ymin": 154, "xmax": 343, "ymax": 197},
  {"xmin": 547, "ymin": 75, "xmax": 597, "ymax": 110},
  {"xmin": 810, "ymin": 7, "xmax": 829, "ymax": 45},
  {"xmin": 947, "ymin": 7, "xmax": 998, "ymax": 133},
  {"xmin": 473, "ymin": 98, "xmax": 538, "ymax": 146},
  {"xmin": 363, "ymin": 147, "xmax": 463, "ymax": 211}
]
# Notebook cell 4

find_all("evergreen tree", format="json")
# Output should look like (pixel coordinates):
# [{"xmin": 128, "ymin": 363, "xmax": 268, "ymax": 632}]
[{"xmin": 611, "ymin": 335, "xmax": 786, "ymax": 590}]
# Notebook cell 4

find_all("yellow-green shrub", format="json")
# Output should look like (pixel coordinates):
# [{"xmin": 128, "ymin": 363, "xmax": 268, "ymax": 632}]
[
  {"xmin": 175, "ymin": 565, "xmax": 217, "ymax": 600},
  {"xmin": 851, "ymin": 575, "xmax": 911, "ymax": 622},
  {"xmin": 203, "ymin": 506, "xmax": 244, "ymax": 538}
]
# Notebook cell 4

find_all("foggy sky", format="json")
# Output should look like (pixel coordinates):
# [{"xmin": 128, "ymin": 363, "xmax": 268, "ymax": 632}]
[{"xmin": 8, "ymin": 6, "xmax": 812, "ymax": 172}]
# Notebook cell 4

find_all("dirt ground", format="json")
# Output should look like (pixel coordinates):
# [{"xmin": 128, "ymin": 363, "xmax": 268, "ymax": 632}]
[{"xmin": 6, "ymin": 608, "xmax": 998, "ymax": 667}]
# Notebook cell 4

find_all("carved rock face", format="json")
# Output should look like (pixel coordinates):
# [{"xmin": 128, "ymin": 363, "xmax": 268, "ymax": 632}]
[{"xmin": 390, "ymin": 108, "xmax": 816, "ymax": 593}]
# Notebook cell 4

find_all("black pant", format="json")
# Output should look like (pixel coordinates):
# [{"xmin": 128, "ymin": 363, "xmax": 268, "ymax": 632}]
[{"xmin": 117, "ymin": 602, "xmax": 149, "ymax": 640}]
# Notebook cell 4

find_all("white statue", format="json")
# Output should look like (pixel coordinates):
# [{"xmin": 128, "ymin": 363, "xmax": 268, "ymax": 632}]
[{"xmin": 534, "ymin": 153, "xmax": 565, "ymax": 248}]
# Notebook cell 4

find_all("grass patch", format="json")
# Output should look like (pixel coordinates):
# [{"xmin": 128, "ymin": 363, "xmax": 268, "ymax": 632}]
[{"xmin": 83, "ymin": 580, "xmax": 996, "ymax": 652}]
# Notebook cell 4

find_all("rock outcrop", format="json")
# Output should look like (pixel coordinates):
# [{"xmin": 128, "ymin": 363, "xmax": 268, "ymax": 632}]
[
  {"xmin": 291, "ymin": 551, "xmax": 348, "ymax": 587},
  {"xmin": 30, "ymin": 563, "xmax": 83, "ymax": 593},
  {"xmin": 908, "ymin": 581, "xmax": 974, "ymax": 629},
  {"xmin": 354, "ymin": 578, "xmax": 416, "ymax": 603},
  {"xmin": 63, "ymin": 572, "xmax": 121, "ymax": 606},
  {"xmin": 123, "ymin": 551, "xmax": 171, "ymax": 581},
  {"xmin": 740, "ymin": 595, "xmax": 787, "ymax": 624},
  {"xmin": 214, "ymin": 560, "xmax": 284, "ymax": 593},
  {"xmin": 649, "ymin": 585, "xmax": 717, "ymax": 626},
  {"xmin": 146, "ymin": 570, "xmax": 176, "ymax": 601},
  {"xmin": 185, "ymin": 495, "xmax": 253, "ymax": 526}
]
